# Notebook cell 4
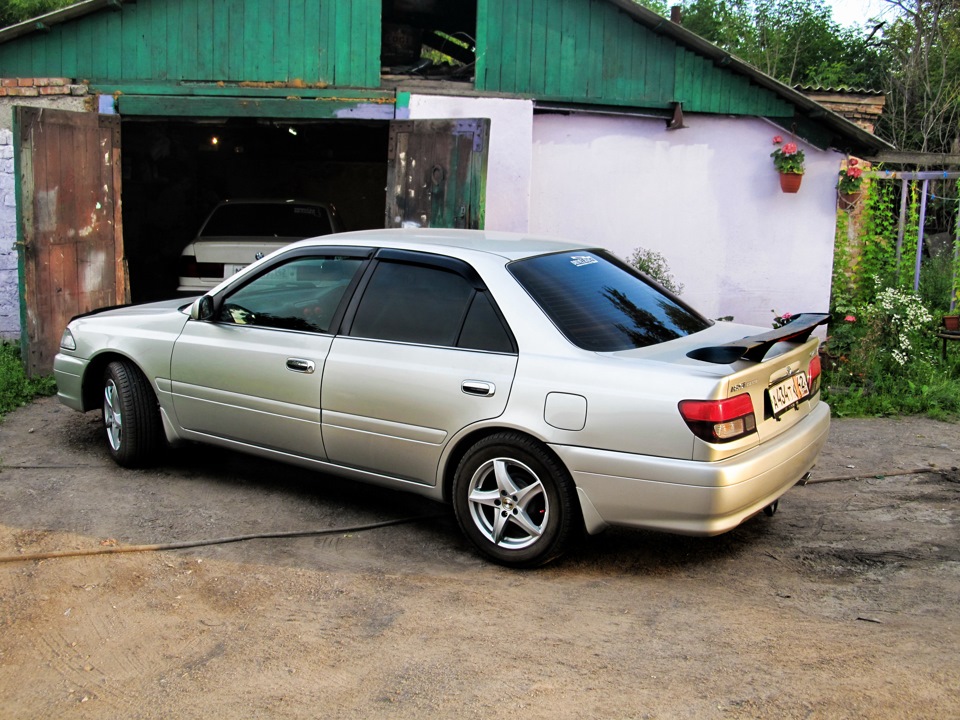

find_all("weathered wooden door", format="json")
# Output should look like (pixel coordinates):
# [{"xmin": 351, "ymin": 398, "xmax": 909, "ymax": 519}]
[
  {"xmin": 15, "ymin": 107, "xmax": 127, "ymax": 376},
  {"xmin": 385, "ymin": 119, "xmax": 489, "ymax": 229}
]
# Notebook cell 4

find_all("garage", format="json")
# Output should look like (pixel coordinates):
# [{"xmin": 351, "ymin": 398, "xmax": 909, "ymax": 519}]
[
  {"xmin": 15, "ymin": 100, "xmax": 489, "ymax": 373},
  {"xmin": 119, "ymin": 117, "xmax": 390, "ymax": 302}
]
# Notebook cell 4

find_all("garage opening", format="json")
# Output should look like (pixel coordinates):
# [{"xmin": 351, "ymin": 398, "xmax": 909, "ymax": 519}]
[{"xmin": 120, "ymin": 118, "xmax": 390, "ymax": 303}]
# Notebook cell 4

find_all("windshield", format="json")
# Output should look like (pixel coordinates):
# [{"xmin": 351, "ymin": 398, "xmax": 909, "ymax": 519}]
[
  {"xmin": 509, "ymin": 250, "xmax": 710, "ymax": 351},
  {"xmin": 201, "ymin": 203, "xmax": 334, "ymax": 238}
]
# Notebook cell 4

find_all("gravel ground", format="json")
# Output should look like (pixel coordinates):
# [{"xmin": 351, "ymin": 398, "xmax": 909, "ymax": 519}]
[{"xmin": 1, "ymin": 397, "xmax": 958, "ymax": 719}]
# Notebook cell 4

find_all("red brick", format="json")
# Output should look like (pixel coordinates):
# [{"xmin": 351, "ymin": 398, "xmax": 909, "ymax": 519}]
[
  {"xmin": 8, "ymin": 87, "xmax": 39, "ymax": 96},
  {"xmin": 0, "ymin": 88, "xmax": 6, "ymax": 97},
  {"xmin": 0, "ymin": 78, "xmax": 17, "ymax": 88},
  {"xmin": 39, "ymin": 86, "xmax": 69, "ymax": 96},
  {"xmin": 17, "ymin": 78, "xmax": 35, "ymax": 87}
]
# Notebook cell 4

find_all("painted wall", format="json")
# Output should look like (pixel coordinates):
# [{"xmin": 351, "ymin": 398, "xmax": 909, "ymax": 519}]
[
  {"xmin": 529, "ymin": 113, "xmax": 839, "ymax": 328},
  {"xmin": 0, "ymin": 129, "xmax": 19, "ymax": 339},
  {"xmin": 404, "ymin": 94, "xmax": 533, "ymax": 233}
]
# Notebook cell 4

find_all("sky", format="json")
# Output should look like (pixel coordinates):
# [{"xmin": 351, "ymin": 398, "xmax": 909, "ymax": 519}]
[{"xmin": 825, "ymin": 0, "xmax": 899, "ymax": 28}]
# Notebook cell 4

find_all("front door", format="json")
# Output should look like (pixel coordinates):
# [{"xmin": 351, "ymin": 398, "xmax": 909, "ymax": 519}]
[{"xmin": 170, "ymin": 252, "xmax": 367, "ymax": 458}]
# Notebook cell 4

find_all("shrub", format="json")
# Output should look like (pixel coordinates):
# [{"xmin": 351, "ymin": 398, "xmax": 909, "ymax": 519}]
[
  {"xmin": 0, "ymin": 342, "xmax": 57, "ymax": 417},
  {"xmin": 627, "ymin": 247, "xmax": 684, "ymax": 295}
]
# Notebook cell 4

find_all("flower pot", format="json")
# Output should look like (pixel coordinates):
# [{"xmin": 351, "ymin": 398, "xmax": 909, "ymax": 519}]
[
  {"xmin": 944, "ymin": 315, "xmax": 960, "ymax": 332},
  {"xmin": 779, "ymin": 172, "xmax": 803, "ymax": 193},
  {"xmin": 839, "ymin": 191, "xmax": 862, "ymax": 209}
]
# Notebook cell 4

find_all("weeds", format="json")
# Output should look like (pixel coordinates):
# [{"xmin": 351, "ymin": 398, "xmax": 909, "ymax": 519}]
[{"xmin": 0, "ymin": 342, "xmax": 57, "ymax": 418}]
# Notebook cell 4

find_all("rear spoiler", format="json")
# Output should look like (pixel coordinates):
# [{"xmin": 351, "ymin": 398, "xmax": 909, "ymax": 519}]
[{"xmin": 687, "ymin": 313, "xmax": 830, "ymax": 365}]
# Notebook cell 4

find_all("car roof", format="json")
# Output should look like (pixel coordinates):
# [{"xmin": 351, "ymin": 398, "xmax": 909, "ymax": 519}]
[{"xmin": 294, "ymin": 228, "xmax": 589, "ymax": 261}]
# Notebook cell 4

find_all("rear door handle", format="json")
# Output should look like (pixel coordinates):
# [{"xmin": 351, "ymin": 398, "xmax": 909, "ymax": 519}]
[
  {"xmin": 286, "ymin": 358, "xmax": 316, "ymax": 374},
  {"xmin": 462, "ymin": 380, "xmax": 495, "ymax": 397}
]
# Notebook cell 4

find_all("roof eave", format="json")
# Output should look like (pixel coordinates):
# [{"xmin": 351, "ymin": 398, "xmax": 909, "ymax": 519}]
[
  {"xmin": 0, "ymin": 0, "xmax": 125, "ymax": 45},
  {"xmin": 603, "ymin": 0, "xmax": 896, "ymax": 155}
]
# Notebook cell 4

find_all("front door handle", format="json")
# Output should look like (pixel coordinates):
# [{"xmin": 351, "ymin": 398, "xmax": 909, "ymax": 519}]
[
  {"xmin": 286, "ymin": 358, "xmax": 316, "ymax": 374},
  {"xmin": 462, "ymin": 380, "xmax": 495, "ymax": 397}
]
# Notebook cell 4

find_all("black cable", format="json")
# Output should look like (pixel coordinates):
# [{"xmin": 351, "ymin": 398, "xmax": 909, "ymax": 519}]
[{"xmin": 0, "ymin": 513, "xmax": 447, "ymax": 564}]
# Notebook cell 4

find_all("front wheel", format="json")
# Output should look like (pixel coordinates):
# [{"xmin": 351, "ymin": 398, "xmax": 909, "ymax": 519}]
[
  {"xmin": 452, "ymin": 432, "xmax": 579, "ymax": 567},
  {"xmin": 102, "ymin": 360, "xmax": 161, "ymax": 467}
]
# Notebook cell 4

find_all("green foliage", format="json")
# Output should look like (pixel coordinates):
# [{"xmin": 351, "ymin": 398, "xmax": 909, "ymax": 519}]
[
  {"xmin": 0, "ymin": 342, "xmax": 57, "ymax": 418},
  {"xmin": 770, "ymin": 137, "xmax": 805, "ymax": 174},
  {"xmin": 680, "ymin": 0, "xmax": 891, "ymax": 88},
  {"xmin": 0, "ymin": 0, "xmax": 73, "ymax": 28},
  {"xmin": 875, "ymin": 1, "xmax": 960, "ymax": 154},
  {"xmin": 627, "ymin": 247, "xmax": 684, "ymax": 295},
  {"xmin": 826, "ymin": 174, "xmax": 960, "ymax": 420}
]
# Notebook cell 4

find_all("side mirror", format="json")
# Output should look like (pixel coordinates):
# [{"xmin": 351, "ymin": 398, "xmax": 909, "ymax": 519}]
[{"xmin": 190, "ymin": 295, "xmax": 215, "ymax": 321}]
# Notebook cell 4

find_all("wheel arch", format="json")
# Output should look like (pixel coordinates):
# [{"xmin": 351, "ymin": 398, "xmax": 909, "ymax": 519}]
[
  {"xmin": 440, "ymin": 425, "xmax": 573, "ymax": 505},
  {"xmin": 79, "ymin": 351, "xmax": 153, "ymax": 411}
]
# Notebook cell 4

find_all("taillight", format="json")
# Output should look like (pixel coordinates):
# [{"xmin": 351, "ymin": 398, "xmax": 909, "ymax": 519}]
[
  {"xmin": 808, "ymin": 354, "xmax": 822, "ymax": 395},
  {"xmin": 679, "ymin": 394, "xmax": 757, "ymax": 443},
  {"xmin": 178, "ymin": 255, "xmax": 224, "ymax": 278}
]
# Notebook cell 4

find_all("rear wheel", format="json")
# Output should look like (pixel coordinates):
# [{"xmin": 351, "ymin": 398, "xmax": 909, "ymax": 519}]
[
  {"xmin": 452, "ymin": 432, "xmax": 578, "ymax": 567},
  {"xmin": 102, "ymin": 360, "xmax": 161, "ymax": 467}
]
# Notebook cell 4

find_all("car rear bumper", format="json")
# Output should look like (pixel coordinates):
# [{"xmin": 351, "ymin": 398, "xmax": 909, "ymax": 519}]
[{"xmin": 552, "ymin": 401, "xmax": 830, "ymax": 536}]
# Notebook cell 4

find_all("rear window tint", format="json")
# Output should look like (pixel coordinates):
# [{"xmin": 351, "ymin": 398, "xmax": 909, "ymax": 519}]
[
  {"xmin": 509, "ymin": 250, "xmax": 710, "ymax": 351},
  {"xmin": 202, "ymin": 204, "xmax": 334, "ymax": 238}
]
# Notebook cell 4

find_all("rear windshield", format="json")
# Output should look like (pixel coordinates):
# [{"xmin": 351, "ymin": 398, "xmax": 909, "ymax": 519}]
[
  {"xmin": 509, "ymin": 250, "xmax": 710, "ymax": 351},
  {"xmin": 201, "ymin": 203, "xmax": 334, "ymax": 238}
]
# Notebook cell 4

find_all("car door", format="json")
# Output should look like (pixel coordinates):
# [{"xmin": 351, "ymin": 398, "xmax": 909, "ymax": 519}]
[
  {"xmin": 170, "ymin": 250, "xmax": 368, "ymax": 458},
  {"xmin": 321, "ymin": 250, "xmax": 518, "ymax": 484}
]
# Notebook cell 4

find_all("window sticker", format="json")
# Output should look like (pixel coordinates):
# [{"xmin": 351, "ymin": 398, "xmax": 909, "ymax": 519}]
[{"xmin": 569, "ymin": 255, "xmax": 598, "ymax": 267}]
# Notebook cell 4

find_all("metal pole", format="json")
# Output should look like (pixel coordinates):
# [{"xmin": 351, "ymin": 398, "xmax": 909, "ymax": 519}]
[{"xmin": 953, "ymin": 189, "xmax": 960, "ymax": 312}]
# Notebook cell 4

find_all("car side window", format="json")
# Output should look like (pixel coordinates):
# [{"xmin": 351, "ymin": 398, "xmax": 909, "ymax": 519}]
[
  {"xmin": 217, "ymin": 256, "xmax": 362, "ymax": 333},
  {"xmin": 349, "ymin": 261, "xmax": 514, "ymax": 352}
]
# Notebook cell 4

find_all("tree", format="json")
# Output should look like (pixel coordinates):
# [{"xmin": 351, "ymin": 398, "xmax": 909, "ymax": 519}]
[
  {"xmin": 0, "ymin": 0, "xmax": 73, "ymax": 28},
  {"xmin": 876, "ymin": 0, "xmax": 960, "ymax": 154},
  {"xmin": 679, "ymin": 0, "xmax": 889, "ymax": 88}
]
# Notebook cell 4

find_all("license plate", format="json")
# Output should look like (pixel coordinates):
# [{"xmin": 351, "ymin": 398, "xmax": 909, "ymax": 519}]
[
  {"xmin": 225, "ymin": 264, "xmax": 247, "ymax": 277},
  {"xmin": 768, "ymin": 372, "xmax": 810, "ymax": 416}
]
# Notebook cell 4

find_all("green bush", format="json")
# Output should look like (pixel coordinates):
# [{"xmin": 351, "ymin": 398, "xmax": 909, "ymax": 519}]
[
  {"xmin": 0, "ymin": 342, "xmax": 57, "ymax": 417},
  {"xmin": 823, "ymin": 281, "xmax": 960, "ymax": 419}
]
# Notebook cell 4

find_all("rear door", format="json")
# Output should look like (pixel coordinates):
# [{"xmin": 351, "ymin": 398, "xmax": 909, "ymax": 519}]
[{"xmin": 321, "ymin": 250, "xmax": 517, "ymax": 483}]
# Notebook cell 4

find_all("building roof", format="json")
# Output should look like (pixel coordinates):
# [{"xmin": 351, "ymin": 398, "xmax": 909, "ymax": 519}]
[{"xmin": 0, "ymin": 0, "xmax": 894, "ymax": 157}]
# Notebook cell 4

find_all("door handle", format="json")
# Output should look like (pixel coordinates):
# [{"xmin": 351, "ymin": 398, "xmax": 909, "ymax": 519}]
[
  {"xmin": 286, "ymin": 358, "xmax": 316, "ymax": 374},
  {"xmin": 462, "ymin": 380, "xmax": 495, "ymax": 397}
]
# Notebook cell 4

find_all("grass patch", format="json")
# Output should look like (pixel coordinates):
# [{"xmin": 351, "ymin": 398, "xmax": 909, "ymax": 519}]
[{"xmin": 0, "ymin": 341, "xmax": 57, "ymax": 418}]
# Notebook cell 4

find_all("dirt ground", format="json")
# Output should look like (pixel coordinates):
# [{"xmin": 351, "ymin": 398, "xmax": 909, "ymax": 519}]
[{"xmin": 0, "ymin": 396, "xmax": 958, "ymax": 719}]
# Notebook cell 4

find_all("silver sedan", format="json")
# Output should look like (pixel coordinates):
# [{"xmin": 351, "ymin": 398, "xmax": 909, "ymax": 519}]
[{"xmin": 55, "ymin": 229, "xmax": 830, "ymax": 567}]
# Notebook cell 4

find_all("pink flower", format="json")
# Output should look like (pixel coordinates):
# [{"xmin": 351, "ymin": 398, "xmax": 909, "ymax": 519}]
[
  {"xmin": 847, "ymin": 167, "xmax": 862, "ymax": 178},
  {"xmin": 848, "ymin": 158, "xmax": 859, "ymax": 167},
  {"xmin": 781, "ymin": 312, "xmax": 792, "ymax": 320},
  {"xmin": 782, "ymin": 142, "xmax": 798, "ymax": 155},
  {"xmin": 773, "ymin": 135, "xmax": 783, "ymax": 144},
  {"xmin": 845, "ymin": 315, "xmax": 856, "ymax": 322}
]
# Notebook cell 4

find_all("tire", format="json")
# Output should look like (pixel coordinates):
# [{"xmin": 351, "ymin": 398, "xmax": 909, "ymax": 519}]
[
  {"xmin": 102, "ymin": 360, "xmax": 162, "ymax": 468},
  {"xmin": 452, "ymin": 432, "xmax": 579, "ymax": 568}
]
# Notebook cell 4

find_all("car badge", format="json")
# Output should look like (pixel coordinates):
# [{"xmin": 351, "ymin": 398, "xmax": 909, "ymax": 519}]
[{"xmin": 255, "ymin": 252, "xmax": 264, "ymax": 260}]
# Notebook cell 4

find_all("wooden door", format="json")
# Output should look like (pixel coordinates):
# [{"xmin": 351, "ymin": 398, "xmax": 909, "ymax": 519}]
[
  {"xmin": 15, "ymin": 107, "xmax": 127, "ymax": 376},
  {"xmin": 385, "ymin": 119, "xmax": 490, "ymax": 229}
]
